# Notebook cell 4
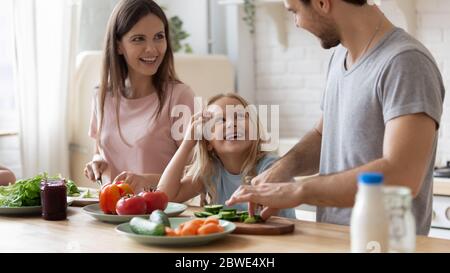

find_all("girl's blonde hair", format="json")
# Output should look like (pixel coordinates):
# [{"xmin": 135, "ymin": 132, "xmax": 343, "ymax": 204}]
[
  {"xmin": 96, "ymin": 0, "xmax": 180, "ymax": 147},
  {"xmin": 185, "ymin": 93, "xmax": 268, "ymax": 205}
]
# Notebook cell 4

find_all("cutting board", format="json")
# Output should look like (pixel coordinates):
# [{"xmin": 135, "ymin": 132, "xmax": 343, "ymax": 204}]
[{"xmin": 232, "ymin": 217, "xmax": 295, "ymax": 235}]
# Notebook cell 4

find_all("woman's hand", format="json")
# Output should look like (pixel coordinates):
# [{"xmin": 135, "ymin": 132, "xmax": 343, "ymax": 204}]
[
  {"xmin": 113, "ymin": 171, "xmax": 154, "ymax": 193},
  {"xmin": 84, "ymin": 154, "xmax": 108, "ymax": 182}
]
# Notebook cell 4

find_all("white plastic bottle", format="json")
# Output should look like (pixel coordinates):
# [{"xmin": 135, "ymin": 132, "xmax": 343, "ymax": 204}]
[{"xmin": 350, "ymin": 173, "xmax": 389, "ymax": 253}]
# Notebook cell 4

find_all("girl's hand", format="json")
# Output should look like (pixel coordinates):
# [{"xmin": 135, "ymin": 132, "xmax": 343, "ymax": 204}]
[
  {"xmin": 113, "ymin": 171, "xmax": 149, "ymax": 193},
  {"xmin": 183, "ymin": 111, "xmax": 212, "ymax": 149},
  {"xmin": 84, "ymin": 154, "xmax": 108, "ymax": 182}
]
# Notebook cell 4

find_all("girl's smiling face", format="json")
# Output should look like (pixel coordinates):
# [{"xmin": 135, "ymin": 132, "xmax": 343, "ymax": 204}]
[
  {"xmin": 206, "ymin": 97, "xmax": 255, "ymax": 156},
  {"xmin": 117, "ymin": 14, "xmax": 167, "ymax": 77}
]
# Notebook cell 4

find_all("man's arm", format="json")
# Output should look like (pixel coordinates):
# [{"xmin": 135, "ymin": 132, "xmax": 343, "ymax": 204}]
[
  {"xmin": 253, "ymin": 116, "xmax": 323, "ymax": 184},
  {"xmin": 227, "ymin": 113, "xmax": 436, "ymax": 211},
  {"xmin": 300, "ymin": 113, "xmax": 436, "ymax": 207}
]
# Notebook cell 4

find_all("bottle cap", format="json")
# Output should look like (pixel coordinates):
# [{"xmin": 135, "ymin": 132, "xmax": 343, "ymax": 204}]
[{"xmin": 358, "ymin": 172, "xmax": 383, "ymax": 185}]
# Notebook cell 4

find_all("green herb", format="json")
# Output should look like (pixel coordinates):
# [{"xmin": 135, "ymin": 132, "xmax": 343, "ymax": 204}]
[
  {"xmin": 66, "ymin": 179, "xmax": 80, "ymax": 196},
  {"xmin": 0, "ymin": 173, "xmax": 80, "ymax": 207},
  {"xmin": 0, "ymin": 173, "xmax": 45, "ymax": 207}
]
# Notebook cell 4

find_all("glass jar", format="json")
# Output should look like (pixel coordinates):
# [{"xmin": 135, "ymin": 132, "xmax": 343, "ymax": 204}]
[
  {"xmin": 383, "ymin": 186, "xmax": 416, "ymax": 252},
  {"xmin": 40, "ymin": 178, "xmax": 67, "ymax": 220}
]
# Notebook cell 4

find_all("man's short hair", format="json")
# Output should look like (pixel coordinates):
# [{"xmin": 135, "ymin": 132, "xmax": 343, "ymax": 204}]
[{"xmin": 300, "ymin": 0, "xmax": 367, "ymax": 6}]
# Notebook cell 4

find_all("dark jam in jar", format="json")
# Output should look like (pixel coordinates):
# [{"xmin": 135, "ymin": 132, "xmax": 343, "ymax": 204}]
[{"xmin": 40, "ymin": 179, "xmax": 67, "ymax": 220}]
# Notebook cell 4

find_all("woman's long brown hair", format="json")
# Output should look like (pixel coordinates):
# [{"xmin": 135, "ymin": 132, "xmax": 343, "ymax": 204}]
[{"xmin": 97, "ymin": 0, "xmax": 180, "ymax": 147}]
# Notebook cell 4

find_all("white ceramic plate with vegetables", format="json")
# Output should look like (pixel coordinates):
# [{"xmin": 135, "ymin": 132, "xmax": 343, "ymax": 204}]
[
  {"xmin": 68, "ymin": 187, "xmax": 99, "ymax": 207},
  {"xmin": 115, "ymin": 217, "xmax": 236, "ymax": 246},
  {"xmin": 82, "ymin": 202, "xmax": 188, "ymax": 223}
]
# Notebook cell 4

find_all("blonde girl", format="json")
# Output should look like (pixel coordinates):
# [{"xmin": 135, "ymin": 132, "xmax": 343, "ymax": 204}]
[{"xmin": 158, "ymin": 93, "xmax": 295, "ymax": 218}]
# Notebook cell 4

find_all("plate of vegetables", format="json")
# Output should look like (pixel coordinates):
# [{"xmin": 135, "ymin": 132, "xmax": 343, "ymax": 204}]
[
  {"xmin": 83, "ymin": 182, "xmax": 187, "ymax": 223},
  {"xmin": 68, "ymin": 187, "xmax": 99, "ymax": 207},
  {"xmin": 83, "ymin": 202, "xmax": 187, "ymax": 223},
  {"xmin": 115, "ymin": 210, "xmax": 236, "ymax": 246},
  {"xmin": 0, "ymin": 173, "xmax": 80, "ymax": 215}
]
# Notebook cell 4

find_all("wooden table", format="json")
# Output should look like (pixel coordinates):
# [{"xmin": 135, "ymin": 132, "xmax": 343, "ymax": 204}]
[{"xmin": 1, "ymin": 207, "xmax": 449, "ymax": 253}]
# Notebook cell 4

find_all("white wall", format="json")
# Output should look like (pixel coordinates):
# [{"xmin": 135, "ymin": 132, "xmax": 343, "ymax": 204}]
[
  {"xmin": 156, "ymin": 0, "xmax": 209, "ymax": 54},
  {"xmin": 254, "ymin": 0, "xmax": 450, "ymax": 166}
]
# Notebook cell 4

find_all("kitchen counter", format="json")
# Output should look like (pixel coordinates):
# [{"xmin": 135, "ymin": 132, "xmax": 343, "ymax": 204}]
[
  {"xmin": 434, "ymin": 178, "xmax": 450, "ymax": 196},
  {"xmin": 0, "ymin": 206, "xmax": 449, "ymax": 253}
]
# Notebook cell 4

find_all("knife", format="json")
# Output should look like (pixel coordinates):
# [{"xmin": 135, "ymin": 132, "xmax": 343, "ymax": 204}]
[{"xmin": 92, "ymin": 163, "xmax": 103, "ymax": 188}]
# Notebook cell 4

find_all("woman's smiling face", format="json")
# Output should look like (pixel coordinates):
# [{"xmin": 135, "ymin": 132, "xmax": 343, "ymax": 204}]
[{"xmin": 117, "ymin": 13, "xmax": 167, "ymax": 77}]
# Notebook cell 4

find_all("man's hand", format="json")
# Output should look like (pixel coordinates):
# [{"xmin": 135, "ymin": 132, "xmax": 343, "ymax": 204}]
[
  {"xmin": 247, "ymin": 161, "xmax": 299, "ymax": 219},
  {"xmin": 226, "ymin": 182, "xmax": 304, "ymax": 220}
]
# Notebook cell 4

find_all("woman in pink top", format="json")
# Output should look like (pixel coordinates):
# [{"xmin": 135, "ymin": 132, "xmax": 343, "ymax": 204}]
[
  {"xmin": 83, "ymin": 0, "xmax": 194, "ymax": 193},
  {"xmin": 0, "ymin": 164, "xmax": 16, "ymax": 186}
]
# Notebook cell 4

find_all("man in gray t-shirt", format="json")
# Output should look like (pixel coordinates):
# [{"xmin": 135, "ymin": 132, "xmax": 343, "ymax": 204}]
[
  {"xmin": 317, "ymin": 27, "xmax": 444, "ymax": 234},
  {"xmin": 226, "ymin": 0, "xmax": 445, "ymax": 236}
]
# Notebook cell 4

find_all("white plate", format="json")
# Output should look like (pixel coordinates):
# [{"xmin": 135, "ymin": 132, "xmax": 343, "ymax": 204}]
[
  {"xmin": 0, "ymin": 206, "xmax": 42, "ymax": 215},
  {"xmin": 82, "ymin": 202, "xmax": 188, "ymax": 223},
  {"xmin": 0, "ymin": 197, "xmax": 74, "ymax": 215},
  {"xmin": 68, "ymin": 187, "xmax": 99, "ymax": 206},
  {"xmin": 116, "ymin": 217, "xmax": 236, "ymax": 246}
]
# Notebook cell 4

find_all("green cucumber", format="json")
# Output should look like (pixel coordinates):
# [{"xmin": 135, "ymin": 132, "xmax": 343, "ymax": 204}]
[
  {"xmin": 130, "ymin": 217, "xmax": 165, "ymax": 236},
  {"xmin": 204, "ymin": 204, "xmax": 224, "ymax": 214},
  {"xmin": 194, "ymin": 211, "xmax": 214, "ymax": 218},
  {"xmin": 149, "ymin": 210, "xmax": 170, "ymax": 227},
  {"xmin": 219, "ymin": 208, "xmax": 237, "ymax": 214},
  {"xmin": 243, "ymin": 215, "xmax": 264, "ymax": 224},
  {"xmin": 236, "ymin": 211, "xmax": 249, "ymax": 216}
]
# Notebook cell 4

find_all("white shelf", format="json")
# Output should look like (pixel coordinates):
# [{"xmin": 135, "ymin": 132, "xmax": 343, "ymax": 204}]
[
  {"xmin": 218, "ymin": 0, "xmax": 282, "ymax": 5},
  {"xmin": 394, "ymin": 0, "xmax": 417, "ymax": 36},
  {"xmin": 219, "ymin": 0, "xmax": 287, "ymax": 48}
]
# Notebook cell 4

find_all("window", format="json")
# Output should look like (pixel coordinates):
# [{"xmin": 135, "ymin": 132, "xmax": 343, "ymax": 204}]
[
  {"xmin": 0, "ymin": 0, "xmax": 21, "ymax": 178},
  {"xmin": 0, "ymin": 0, "xmax": 18, "ymax": 134}
]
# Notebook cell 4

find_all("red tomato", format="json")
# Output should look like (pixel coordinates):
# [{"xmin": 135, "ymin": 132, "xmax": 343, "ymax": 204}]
[
  {"xmin": 138, "ymin": 190, "xmax": 169, "ymax": 214},
  {"xmin": 99, "ymin": 182, "xmax": 134, "ymax": 214},
  {"xmin": 115, "ymin": 195, "xmax": 147, "ymax": 215}
]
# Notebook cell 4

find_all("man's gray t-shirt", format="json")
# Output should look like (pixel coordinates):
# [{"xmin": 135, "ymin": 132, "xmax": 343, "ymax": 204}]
[{"xmin": 318, "ymin": 27, "xmax": 445, "ymax": 235}]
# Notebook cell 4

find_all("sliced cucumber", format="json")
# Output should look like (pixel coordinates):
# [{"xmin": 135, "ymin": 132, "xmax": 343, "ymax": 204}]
[
  {"xmin": 204, "ymin": 204, "xmax": 224, "ymax": 214},
  {"xmin": 219, "ymin": 208, "xmax": 237, "ymax": 214},
  {"xmin": 194, "ymin": 211, "xmax": 214, "ymax": 218}
]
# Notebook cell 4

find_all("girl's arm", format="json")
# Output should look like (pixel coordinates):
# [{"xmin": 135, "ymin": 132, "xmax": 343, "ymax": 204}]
[
  {"xmin": 157, "ymin": 141, "xmax": 204, "ymax": 203},
  {"xmin": 158, "ymin": 111, "xmax": 207, "ymax": 202}
]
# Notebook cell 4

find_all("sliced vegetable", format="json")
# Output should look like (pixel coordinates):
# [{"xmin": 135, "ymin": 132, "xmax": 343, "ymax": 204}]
[
  {"xmin": 196, "ymin": 205, "xmax": 263, "ymax": 224},
  {"xmin": 204, "ymin": 204, "xmax": 223, "ymax": 214}
]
